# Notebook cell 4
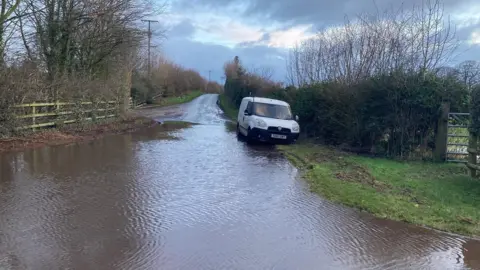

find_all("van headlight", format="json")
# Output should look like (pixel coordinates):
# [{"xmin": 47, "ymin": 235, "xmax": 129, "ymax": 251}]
[
  {"xmin": 255, "ymin": 119, "xmax": 267, "ymax": 128},
  {"xmin": 292, "ymin": 123, "xmax": 300, "ymax": 132}
]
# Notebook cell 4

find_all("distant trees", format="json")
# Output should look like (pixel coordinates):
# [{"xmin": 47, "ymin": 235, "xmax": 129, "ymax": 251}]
[
  {"xmin": 455, "ymin": 61, "xmax": 480, "ymax": 91},
  {"xmin": 223, "ymin": 56, "xmax": 282, "ymax": 107},
  {"xmin": 131, "ymin": 54, "xmax": 222, "ymax": 105}
]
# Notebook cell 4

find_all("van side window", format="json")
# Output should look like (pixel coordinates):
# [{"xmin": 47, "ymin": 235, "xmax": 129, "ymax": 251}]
[{"xmin": 246, "ymin": 102, "xmax": 253, "ymax": 114}]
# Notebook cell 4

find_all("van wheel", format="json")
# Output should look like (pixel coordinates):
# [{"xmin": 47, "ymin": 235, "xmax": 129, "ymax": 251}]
[
  {"xmin": 246, "ymin": 127, "xmax": 253, "ymax": 143},
  {"xmin": 236, "ymin": 123, "xmax": 243, "ymax": 137}
]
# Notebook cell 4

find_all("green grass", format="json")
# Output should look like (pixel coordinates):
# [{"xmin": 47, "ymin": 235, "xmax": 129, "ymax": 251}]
[
  {"xmin": 217, "ymin": 93, "xmax": 238, "ymax": 120},
  {"xmin": 279, "ymin": 143, "xmax": 480, "ymax": 237},
  {"xmin": 154, "ymin": 90, "xmax": 204, "ymax": 107}
]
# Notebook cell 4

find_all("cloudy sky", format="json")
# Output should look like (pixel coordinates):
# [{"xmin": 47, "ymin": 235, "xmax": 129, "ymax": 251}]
[{"xmin": 155, "ymin": 0, "xmax": 480, "ymax": 83}]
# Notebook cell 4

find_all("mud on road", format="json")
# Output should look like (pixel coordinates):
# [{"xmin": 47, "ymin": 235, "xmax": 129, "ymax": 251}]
[{"xmin": 0, "ymin": 94, "xmax": 479, "ymax": 270}]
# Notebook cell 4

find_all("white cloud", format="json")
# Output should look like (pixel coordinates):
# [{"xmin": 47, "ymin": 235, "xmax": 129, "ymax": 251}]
[
  {"xmin": 194, "ymin": 18, "xmax": 264, "ymax": 46},
  {"xmin": 452, "ymin": 5, "xmax": 480, "ymax": 29},
  {"xmin": 470, "ymin": 31, "xmax": 480, "ymax": 44},
  {"xmin": 166, "ymin": 10, "xmax": 315, "ymax": 49},
  {"xmin": 266, "ymin": 25, "xmax": 315, "ymax": 48}
]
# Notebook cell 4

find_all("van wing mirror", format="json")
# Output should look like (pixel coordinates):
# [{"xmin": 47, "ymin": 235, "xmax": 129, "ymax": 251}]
[{"xmin": 244, "ymin": 109, "xmax": 250, "ymax": 115}]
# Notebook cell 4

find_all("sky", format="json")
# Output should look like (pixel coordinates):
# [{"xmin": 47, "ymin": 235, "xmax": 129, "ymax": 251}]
[{"xmin": 155, "ymin": 0, "xmax": 480, "ymax": 83}]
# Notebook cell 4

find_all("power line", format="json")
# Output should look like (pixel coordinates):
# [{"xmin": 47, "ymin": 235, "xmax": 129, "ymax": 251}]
[{"xmin": 141, "ymin": 19, "xmax": 158, "ymax": 77}]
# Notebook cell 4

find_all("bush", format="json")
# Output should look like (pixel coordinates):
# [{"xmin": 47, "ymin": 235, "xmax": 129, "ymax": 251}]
[
  {"xmin": 470, "ymin": 86, "xmax": 480, "ymax": 136},
  {"xmin": 284, "ymin": 73, "xmax": 469, "ymax": 157},
  {"xmin": 223, "ymin": 57, "xmax": 283, "ymax": 107}
]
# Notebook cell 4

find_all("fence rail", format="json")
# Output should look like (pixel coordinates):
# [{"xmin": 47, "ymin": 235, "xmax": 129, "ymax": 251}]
[{"xmin": 13, "ymin": 100, "xmax": 119, "ymax": 130}]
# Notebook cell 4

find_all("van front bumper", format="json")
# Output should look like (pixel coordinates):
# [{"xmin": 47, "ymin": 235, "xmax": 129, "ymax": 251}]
[{"xmin": 249, "ymin": 127, "xmax": 299, "ymax": 144}]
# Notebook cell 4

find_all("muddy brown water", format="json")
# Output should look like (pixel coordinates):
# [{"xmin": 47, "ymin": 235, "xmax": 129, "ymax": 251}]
[{"xmin": 0, "ymin": 94, "xmax": 479, "ymax": 270}]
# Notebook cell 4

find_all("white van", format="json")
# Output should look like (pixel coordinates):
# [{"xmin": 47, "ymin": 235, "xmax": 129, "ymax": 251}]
[{"xmin": 236, "ymin": 96, "xmax": 300, "ymax": 144}]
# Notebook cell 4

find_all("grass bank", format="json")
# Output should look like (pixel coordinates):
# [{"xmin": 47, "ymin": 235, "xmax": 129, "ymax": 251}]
[
  {"xmin": 153, "ymin": 90, "xmax": 203, "ymax": 107},
  {"xmin": 279, "ymin": 143, "xmax": 480, "ymax": 237},
  {"xmin": 217, "ymin": 93, "xmax": 238, "ymax": 120}
]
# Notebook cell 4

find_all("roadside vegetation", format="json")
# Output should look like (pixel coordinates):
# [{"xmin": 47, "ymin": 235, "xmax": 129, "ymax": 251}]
[
  {"xmin": 279, "ymin": 143, "xmax": 480, "ymax": 236},
  {"xmin": 139, "ymin": 90, "xmax": 205, "ymax": 108},
  {"xmin": 217, "ymin": 94, "xmax": 238, "ymax": 120},
  {"xmin": 156, "ymin": 91, "xmax": 204, "ymax": 107},
  {"xmin": 218, "ymin": 0, "xmax": 480, "ymax": 236},
  {"xmin": 131, "ymin": 56, "xmax": 223, "ymax": 107},
  {"xmin": 0, "ymin": 0, "xmax": 221, "ymax": 141}
]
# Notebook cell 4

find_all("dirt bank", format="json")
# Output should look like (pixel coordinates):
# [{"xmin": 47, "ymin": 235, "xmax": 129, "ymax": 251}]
[{"xmin": 0, "ymin": 116, "xmax": 157, "ymax": 154}]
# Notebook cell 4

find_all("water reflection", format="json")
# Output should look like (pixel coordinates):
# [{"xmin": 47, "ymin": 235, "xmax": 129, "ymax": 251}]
[
  {"xmin": 464, "ymin": 240, "xmax": 480, "ymax": 269},
  {"xmin": 0, "ymin": 134, "xmax": 164, "ymax": 269}
]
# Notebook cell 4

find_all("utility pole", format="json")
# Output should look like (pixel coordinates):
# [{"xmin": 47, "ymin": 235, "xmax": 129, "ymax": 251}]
[
  {"xmin": 141, "ymin": 19, "xmax": 158, "ymax": 77},
  {"xmin": 208, "ymin": 70, "xmax": 211, "ymax": 81}
]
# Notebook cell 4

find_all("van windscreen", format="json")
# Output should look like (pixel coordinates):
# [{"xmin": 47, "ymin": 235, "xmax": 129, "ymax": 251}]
[{"xmin": 252, "ymin": 102, "xmax": 293, "ymax": 120}]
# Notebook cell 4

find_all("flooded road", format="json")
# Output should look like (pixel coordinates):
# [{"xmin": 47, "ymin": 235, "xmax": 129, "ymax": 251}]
[{"xmin": 0, "ymin": 94, "xmax": 479, "ymax": 270}]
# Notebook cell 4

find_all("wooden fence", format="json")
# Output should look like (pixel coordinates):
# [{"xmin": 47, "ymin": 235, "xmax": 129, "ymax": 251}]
[{"xmin": 13, "ymin": 101, "xmax": 119, "ymax": 131}]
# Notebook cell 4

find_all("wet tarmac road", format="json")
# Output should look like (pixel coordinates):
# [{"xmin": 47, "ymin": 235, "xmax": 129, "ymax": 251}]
[{"xmin": 0, "ymin": 94, "xmax": 479, "ymax": 270}]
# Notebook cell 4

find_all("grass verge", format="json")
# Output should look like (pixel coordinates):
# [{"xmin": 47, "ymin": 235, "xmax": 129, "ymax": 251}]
[
  {"xmin": 278, "ymin": 143, "xmax": 480, "ymax": 237},
  {"xmin": 217, "ymin": 93, "xmax": 238, "ymax": 120},
  {"xmin": 153, "ymin": 90, "xmax": 203, "ymax": 107}
]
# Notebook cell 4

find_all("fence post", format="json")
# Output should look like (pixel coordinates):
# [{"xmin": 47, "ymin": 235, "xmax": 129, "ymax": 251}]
[
  {"xmin": 31, "ymin": 102, "xmax": 36, "ymax": 132},
  {"xmin": 434, "ymin": 102, "xmax": 449, "ymax": 162},
  {"xmin": 55, "ymin": 100, "xmax": 60, "ymax": 127},
  {"xmin": 467, "ymin": 134, "xmax": 478, "ymax": 177}
]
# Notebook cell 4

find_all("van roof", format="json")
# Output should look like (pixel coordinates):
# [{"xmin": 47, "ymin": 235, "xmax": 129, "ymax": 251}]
[{"xmin": 242, "ymin": 96, "xmax": 289, "ymax": 106}]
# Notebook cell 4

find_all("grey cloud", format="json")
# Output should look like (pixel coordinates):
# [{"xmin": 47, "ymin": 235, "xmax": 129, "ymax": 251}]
[
  {"xmin": 456, "ymin": 23, "xmax": 480, "ymax": 41},
  {"xmin": 162, "ymin": 37, "xmax": 287, "ymax": 83},
  {"xmin": 454, "ymin": 44, "xmax": 480, "ymax": 65},
  {"xmin": 167, "ymin": 19, "xmax": 196, "ymax": 38},
  {"xmin": 237, "ymin": 33, "xmax": 270, "ymax": 47},
  {"xmin": 173, "ymin": 0, "xmax": 478, "ymax": 28}
]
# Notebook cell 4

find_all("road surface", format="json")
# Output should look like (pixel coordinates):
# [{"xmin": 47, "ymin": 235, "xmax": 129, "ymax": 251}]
[{"xmin": 0, "ymin": 94, "xmax": 479, "ymax": 270}]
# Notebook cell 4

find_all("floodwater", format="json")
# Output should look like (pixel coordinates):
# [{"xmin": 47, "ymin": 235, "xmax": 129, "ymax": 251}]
[{"xmin": 0, "ymin": 94, "xmax": 479, "ymax": 270}]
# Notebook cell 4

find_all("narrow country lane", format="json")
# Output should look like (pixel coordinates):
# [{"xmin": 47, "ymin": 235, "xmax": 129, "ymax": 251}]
[{"xmin": 0, "ymin": 94, "xmax": 479, "ymax": 270}]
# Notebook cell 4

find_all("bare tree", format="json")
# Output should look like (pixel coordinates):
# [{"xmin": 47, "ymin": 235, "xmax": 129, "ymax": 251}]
[
  {"xmin": 456, "ymin": 60, "xmax": 480, "ymax": 91},
  {"xmin": 286, "ymin": 0, "xmax": 458, "ymax": 86},
  {"xmin": 251, "ymin": 66, "xmax": 274, "ymax": 81},
  {"xmin": 0, "ymin": 0, "xmax": 21, "ymax": 65}
]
